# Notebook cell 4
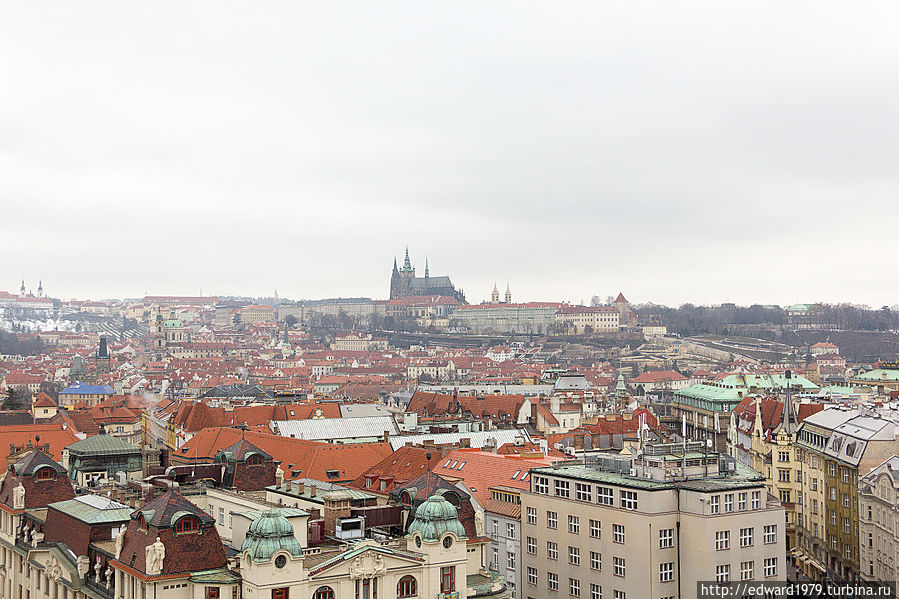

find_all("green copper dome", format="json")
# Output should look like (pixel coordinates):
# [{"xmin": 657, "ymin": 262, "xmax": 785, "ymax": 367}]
[
  {"xmin": 408, "ymin": 494, "xmax": 466, "ymax": 542},
  {"xmin": 241, "ymin": 510, "xmax": 302, "ymax": 562}
]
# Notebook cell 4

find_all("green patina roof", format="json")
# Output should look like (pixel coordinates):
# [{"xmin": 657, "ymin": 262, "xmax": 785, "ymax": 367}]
[
  {"xmin": 66, "ymin": 434, "xmax": 141, "ymax": 456},
  {"xmin": 163, "ymin": 319, "xmax": 184, "ymax": 328},
  {"xmin": 408, "ymin": 494, "xmax": 466, "ymax": 542},
  {"xmin": 189, "ymin": 568, "xmax": 241, "ymax": 584},
  {"xmin": 719, "ymin": 373, "xmax": 818, "ymax": 390},
  {"xmin": 241, "ymin": 510, "xmax": 303, "ymax": 562},
  {"xmin": 49, "ymin": 495, "xmax": 132, "ymax": 525},
  {"xmin": 853, "ymin": 369, "xmax": 899, "ymax": 382},
  {"xmin": 676, "ymin": 384, "xmax": 742, "ymax": 402}
]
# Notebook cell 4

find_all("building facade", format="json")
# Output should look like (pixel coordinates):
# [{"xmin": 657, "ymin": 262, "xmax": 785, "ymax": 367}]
[{"xmin": 520, "ymin": 444, "xmax": 786, "ymax": 599}]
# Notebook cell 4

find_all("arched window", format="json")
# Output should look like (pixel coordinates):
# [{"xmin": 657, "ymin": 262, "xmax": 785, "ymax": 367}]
[
  {"xmin": 400, "ymin": 491, "xmax": 412, "ymax": 506},
  {"xmin": 312, "ymin": 587, "xmax": 334, "ymax": 599},
  {"xmin": 246, "ymin": 454, "xmax": 263, "ymax": 466},
  {"xmin": 397, "ymin": 575, "xmax": 417, "ymax": 598},
  {"xmin": 137, "ymin": 515, "xmax": 147, "ymax": 531},
  {"xmin": 34, "ymin": 467, "xmax": 55, "ymax": 481},
  {"xmin": 174, "ymin": 516, "xmax": 200, "ymax": 534}
]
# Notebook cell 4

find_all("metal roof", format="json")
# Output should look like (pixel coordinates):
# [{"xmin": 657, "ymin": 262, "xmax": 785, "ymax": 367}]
[
  {"xmin": 49, "ymin": 494, "xmax": 132, "ymax": 524},
  {"xmin": 66, "ymin": 433, "xmax": 141, "ymax": 456},
  {"xmin": 388, "ymin": 428, "xmax": 532, "ymax": 451},
  {"xmin": 270, "ymin": 415, "xmax": 399, "ymax": 441}
]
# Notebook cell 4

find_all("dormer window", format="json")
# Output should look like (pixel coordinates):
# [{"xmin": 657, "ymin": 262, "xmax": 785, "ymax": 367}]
[
  {"xmin": 34, "ymin": 467, "xmax": 56, "ymax": 481},
  {"xmin": 246, "ymin": 454, "xmax": 263, "ymax": 466},
  {"xmin": 137, "ymin": 515, "xmax": 147, "ymax": 531},
  {"xmin": 174, "ymin": 516, "xmax": 200, "ymax": 534}
]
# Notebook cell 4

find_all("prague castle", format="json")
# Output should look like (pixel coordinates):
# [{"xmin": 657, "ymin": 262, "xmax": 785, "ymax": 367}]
[{"xmin": 389, "ymin": 248, "xmax": 465, "ymax": 303}]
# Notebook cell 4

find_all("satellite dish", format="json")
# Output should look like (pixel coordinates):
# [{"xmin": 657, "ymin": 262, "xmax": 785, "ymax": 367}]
[{"xmin": 706, "ymin": 439, "xmax": 713, "ymax": 449}]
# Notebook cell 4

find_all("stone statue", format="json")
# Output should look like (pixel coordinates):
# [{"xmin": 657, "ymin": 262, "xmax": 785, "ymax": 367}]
[
  {"xmin": 32, "ymin": 531, "xmax": 44, "ymax": 548},
  {"xmin": 22, "ymin": 523, "xmax": 31, "ymax": 544},
  {"xmin": 372, "ymin": 554, "xmax": 386, "ymax": 577},
  {"xmin": 474, "ymin": 507, "xmax": 485, "ymax": 537},
  {"xmin": 77, "ymin": 556, "xmax": 90, "ymax": 579},
  {"xmin": 145, "ymin": 537, "xmax": 165, "ymax": 575},
  {"xmin": 275, "ymin": 465, "xmax": 284, "ymax": 486},
  {"xmin": 13, "ymin": 483, "xmax": 25, "ymax": 509},
  {"xmin": 114, "ymin": 524, "xmax": 127, "ymax": 559},
  {"xmin": 94, "ymin": 557, "xmax": 102, "ymax": 584},
  {"xmin": 46, "ymin": 556, "xmax": 62, "ymax": 582},
  {"xmin": 349, "ymin": 557, "xmax": 363, "ymax": 580},
  {"xmin": 105, "ymin": 566, "xmax": 113, "ymax": 589}
]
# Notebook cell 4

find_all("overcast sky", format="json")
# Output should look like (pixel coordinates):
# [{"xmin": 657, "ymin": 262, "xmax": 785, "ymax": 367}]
[{"xmin": 3, "ymin": 2, "xmax": 898, "ymax": 307}]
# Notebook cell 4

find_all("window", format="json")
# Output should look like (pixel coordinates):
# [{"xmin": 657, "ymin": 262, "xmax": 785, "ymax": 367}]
[
  {"xmin": 589, "ymin": 519, "xmax": 601, "ymax": 539},
  {"xmin": 778, "ymin": 469, "xmax": 790, "ymax": 483},
  {"xmin": 548, "ymin": 572, "xmax": 559, "ymax": 592},
  {"xmin": 569, "ymin": 515, "xmax": 580, "ymax": 534},
  {"xmin": 575, "ymin": 483, "xmax": 592, "ymax": 502},
  {"xmin": 526, "ymin": 507, "xmax": 537, "ymax": 525},
  {"xmin": 555, "ymin": 480, "xmax": 570, "ymax": 498},
  {"xmin": 612, "ymin": 524, "xmax": 625, "ymax": 544},
  {"xmin": 590, "ymin": 551, "xmax": 601, "ymax": 571},
  {"xmin": 569, "ymin": 546, "xmax": 580, "ymax": 566},
  {"xmin": 739, "ymin": 528, "xmax": 753, "ymax": 548},
  {"xmin": 829, "ymin": 464, "xmax": 836, "ymax": 477},
  {"xmin": 751, "ymin": 491, "xmax": 760, "ymax": 510},
  {"xmin": 843, "ymin": 494, "xmax": 850, "ymax": 508},
  {"xmin": 843, "ymin": 518, "xmax": 851, "ymax": 534},
  {"xmin": 659, "ymin": 528, "xmax": 674, "ymax": 549},
  {"xmin": 830, "ymin": 510, "xmax": 837, "ymax": 526},
  {"xmin": 547, "ymin": 541, "xmax": 558, "ymax": 560},
  {"xmin": 763, "ymin": 557, "xmax": 777, "ymax": 578},
  {"xmin": 590, "ymin": 584, "xmax": 602, "ymax": 599},
  {"xmin": 218, "ymin": 507, "xmax": 225, "ymax": 526},
  {"xmin": 174, "ymin": 517, "xmax": 200, "ymax": 534},
  {"xmin": 535, "ymin": 476, "xmax": 549, "ymax": 494},
  {"xmin": 34, "ymin": 468, "xmax": 55, "ymax": 481},
  {"xmin": 206, "ymin": 588, "xmax": 219, "ymax": 599},
  {"xmin": 246, "ymin": 454, "xmax": 263, "ymax": 466},
  {"xmin": 613, "ymin": 557, "xmax": 625, "ymax": 577},
  {"xmin": 527, "ymin": 567, "xmax": 537, "ymax": 586},
  {"xmin": 569, "ymin": 578, "xmax": 580, "ymax": 598},
  {"xmin": 614, "ymin": 592, "xmax": 626, "ymax": 599},
  {"xmin": 397, "ymin": 576, "xmax": 417, "ymax": 598},
  {"xmin": 659, "ymin": 562, "xmax": 674, "ymax": 583},
  {"xmin": 842, "ymin": 468, "xmax": 850, "ymax": 483},
  {"xmin": 740, "ymin": 561, "xmax": 754, "ymax": 580},
  {"xmin": 311, "ymin": 588, "xmax": 331, "ymax": 599},
  {"xmin": 527, "ymin": 537, "xmax": 537, "ymax": 554},
  {"xmin": 830, "ymin": 487, "xmax": 837, "ymax": 501},
  {"xmin": 507, "ymin": 522, "xmax": 516, "ymax": 539},
  {"xmin": 779, "ymin": 451, "xmax": 789, "ymax": 462},
  {"xmin": 440, "ymin": 566, "xmax": 455, "ymax": 593},
  {"xmin": 779, "ymin": 490, "xmax": 791, "ymax": 504},
  {"xmin": 597, "ymin": 487, "xmax": 614, "ymax": 506},
  {"xmin": 763, "ymin": 525, "xmax": 776, "ymax": 544},
  {"xmin": 715, "ymin": 530, "xmax": 730, "ymax": 551},
  {"xmin": 507, "ymin": 552, "xmax": 516, "ymax": 569},
  {"xmin": 710, "ymin": 496, "xmax": 720, "ymax": 514},
  {"xmin": 620, "ymin": 491, "xmax": 637, "ymax": 511},
  {"xmin": 716, "ymin": 565, "xmax": 730, "ymax": 582},
  {"xmin": 547, "ymin": 511, "xmax": 558, "ymax": 529},
  {"xmin": 724, "ymin": 494, "xmax": 733, "ymax": 513}
]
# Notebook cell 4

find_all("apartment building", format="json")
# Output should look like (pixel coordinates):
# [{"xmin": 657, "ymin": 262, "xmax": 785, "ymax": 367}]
[
  {"xmin": 859, "ymin": 455, "xmax": 899, "ymax": 596},
  {"xmin": 520, "ymin": 443, "xmax": 785, "ymax": 599},
  {"xmin": 795, "ymin": 407, "xmax": 899, "ymax": 581}
]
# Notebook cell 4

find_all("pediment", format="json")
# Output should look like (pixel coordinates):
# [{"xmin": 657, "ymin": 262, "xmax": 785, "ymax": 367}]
[{"xmin": 308, "ymin": 542, "xmax": 423, "ymax": 580}]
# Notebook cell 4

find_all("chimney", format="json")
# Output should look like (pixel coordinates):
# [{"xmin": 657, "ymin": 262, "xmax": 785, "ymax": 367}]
[
  {"xmin": 309, "ymin": 484, "xmax": 316, "ymax": 497},
  {"xmin": 297, "ymin": 481, "xmax": 305, "ymax": 495},
  {"xmin": 460, "ymin": 438, "xmax": 471, "ymax": 448}
]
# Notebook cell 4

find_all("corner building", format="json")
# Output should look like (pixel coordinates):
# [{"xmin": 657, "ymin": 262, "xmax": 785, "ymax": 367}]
[{"xmin": 520, "ymin": 443, "xmax": 786, "ymax": 599}]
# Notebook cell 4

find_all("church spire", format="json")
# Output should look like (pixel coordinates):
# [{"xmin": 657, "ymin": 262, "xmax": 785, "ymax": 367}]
[
  {"xmin": 20, "ymin": 280, "xmax": 25, "ymax": 295},
  {"xmin": 393, "ymin": 257, "xmax": 398, "ymax": 273},
  {"xmin": 424, "ymin": 257, "xmax": 429, "ymax": 279},
  {"xmin": 491, "ymin": 283, "xmax": 500, "ymax": 304},
  {"xmin": 777, "ymin": 370, "xmax": 799, "ymax": 435},
  {"xmin": 403, "ymin": 246, "xmax": 412, "ymax": 271},
  {"xmin": 504, "ymin": 283, "xmax": 511, "ymax": 304}
]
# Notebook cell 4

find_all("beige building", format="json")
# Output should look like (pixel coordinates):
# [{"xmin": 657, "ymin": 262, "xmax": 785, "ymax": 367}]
[
  {"xmin": 859, "ymin": 455, "xmax": 899, "ymax": 595},
  {"xmin": 555, "ymin": 306, "xmax": 620, "ymax": 334},
  {"xmin": 795, "ymin": 407, "xmax": 899, "ymax": 580},
  {"xmin": 521, "ymin": 443, "xmax": 785, "ymax": 599}
]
